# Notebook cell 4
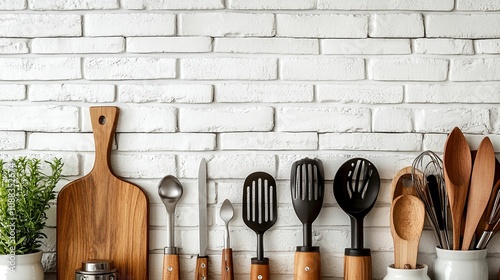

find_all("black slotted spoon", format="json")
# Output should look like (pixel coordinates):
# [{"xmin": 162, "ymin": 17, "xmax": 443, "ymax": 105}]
[{"xmin": 242, "ymin": 172, "xmax": 278, "ymax": 280}]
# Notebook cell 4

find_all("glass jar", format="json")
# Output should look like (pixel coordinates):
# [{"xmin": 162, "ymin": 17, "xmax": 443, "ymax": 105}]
[
  {"xmin": 383, "ymin": 264, "xmax": 430, "ymax": 280},
  {"xmin": 433, "ymin": 247, "xmax": 488, "ymax": 280}
]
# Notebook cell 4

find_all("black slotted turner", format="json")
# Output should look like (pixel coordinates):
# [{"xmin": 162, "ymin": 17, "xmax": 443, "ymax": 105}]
[{"xmin": 243, "ymin": 172, "xmax": 278, "ymax": 280}]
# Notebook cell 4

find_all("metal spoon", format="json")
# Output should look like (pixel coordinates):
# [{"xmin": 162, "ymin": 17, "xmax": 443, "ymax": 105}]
[{"xmin": 220, "ymin": 199, "xmax": 235, "ymax": 280}]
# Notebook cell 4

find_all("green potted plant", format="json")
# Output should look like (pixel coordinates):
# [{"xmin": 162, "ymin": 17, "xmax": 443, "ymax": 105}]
[{"xmin": 0, "ymin": 157, "xmax": 63, "ymax": 279}]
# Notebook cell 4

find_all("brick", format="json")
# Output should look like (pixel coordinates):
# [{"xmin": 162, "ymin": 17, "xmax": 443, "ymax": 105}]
[
  {"xmin": 426, "ymin": 14, "xmax": 500, "ymax": 38},
  {"xmin": 179, "ymin": 106, "xmax": 274, "ymax": 132},
  {"xmin": 407, "ymin": 84, "xmax": 500, "ymax": 103},
  {"xmin": 451, "ymin": 58, "xmax": 500, "ymax": 81},
  {"xmin": 214, "ymin": 84, "xmax": 313, "ymax": 103},
  {"xmin": 368, "ymin": 58, "xmax": 448, "ymax": 81},
  {"xmin": 281, "ymin": 57, "xmax": 364, "ymax": 81},
  {"xmin": 318, "ymin": 0, "xmax": 453, "ymax": 10},
  {"xmin": 84, "ymin": 57, "xmax": 176, "ymax": 80},
  {"xmin": 322, "ymin": 39, "xmax": 410, "ymax": 55},
  {"xmin": 493, "ymin": 108, "xmax": 500, "ymax": 134},
  {"xmin": 277, "ymin": 107, "xmax": 370, "ymax": 132},
  {"xmin": 475, "ymin": 39, "xmax": 500, "ymax": 54},
  {"xmin": 0, "ymin": 105, "xmax": 79, "ymax": 132},
  {"xmin": 0, "ymin": 57, "xmax": 81, "ymax": 81},
  {"xmin": 0, "ymin": 84, "xmax": 25, "ymax": 100},
  {"xmin": 0, "ymin": 38, "xmax": 28, "ymax": 54},
  {"xmin": 0, "ymin": 14, "xmax": 81, "ymax": 37},
  {"xmin": 227, "ymin": 0, "xmax": 315, "ymax": 9},
  {"xmin": 373, "ymin": 107, "xmax": 413, "ymax": 132},
  {"xmin": 118, "ymin": 133, "xmax": 216, "ymax": 151},
  {"xmin": 119, "ymin": 84, "xmax": 212, "ymax": 103},
  {"xmin": 414, "ymin": 39, "xmax": 474, "ymax": 55},
  {"xmin": 457, "ymin": 0, "xmax": 500, "ymax": 11},
  {"xmin": 370, "ymin": 13, "xmax": 424, "ymax": 38},
  {"xmin": 220, "ymin": 132, "xmax": 317, "ymax": 150},
  {"xmin": 317, "ymin": 84, "xmax": 403, "ymax": 104},
  {"xmin": 319, "ymin": 133, "xmax": 422, "ymax": 151},
  {"xmin": 214, "ymin": 38, "xmax": 318, "ymax": 54},
  {"xmin": 276, "ymin": 14, "xmax": 368, "ymax": 38},
  {"xmin": 127, "ymin": 37, "xmax": 212, "ymax": 53},
  {"xmin": 0, "ymin": 131, "xmax": 25, "ymax": 150},
  {"xmin": 110, "ymin": 154, "xmax": 176, "ymax": 179},
  {"xmin": 179, "ymin": 13, "xmax": 275, "ymax": 37},
  {"xmin": 415, "ymin": 108, "xmax": 490, "ymax": 133},
  {"xmin": 29, "ymin": 0, "xmax": 118, "ymax": 10},
  {"xmin": 0, "ymin": 0, "xmax": 25, "ymax": 9},
  {"xmin": 123, "ymin": 0, "xmax": 224, "ymax": 9},
  {"xmin": 29, "ymin": 84, "xmax": 115, "ymax": 102},
  {"xmin": 32, "ymin": 37, "xmax": 124, "ymax": 54},
  {"xmin": 85, "ymin": 14, "xmax": 175, "ymax": 36},
  {"xmin": 29, "ymin": 133, "xmax": 96, "ymax": 151},
  {"xmin": 422, "ymin": 134, "xmax": 447, "ymax": 153},
  {"xmin": 181, "ymin": 58, "xmax": 277, "ymax": 80},
  {"xmin": 0, "ymin": 153, "xmax": 79, "ymax": 177}
]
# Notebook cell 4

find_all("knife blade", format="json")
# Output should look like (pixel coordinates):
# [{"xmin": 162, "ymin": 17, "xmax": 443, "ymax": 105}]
[{"xmin": 195, "ymin": 158, "xmax": 208, "ymax": 280}]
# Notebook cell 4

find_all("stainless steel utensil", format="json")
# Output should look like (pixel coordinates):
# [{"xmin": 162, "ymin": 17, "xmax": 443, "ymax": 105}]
[
  {"xmin": 220, "ymin": 199, "xmax": 234, "ymax": 280},
  {"xmin": 195, "ymin": 159, "xmax": 209, "ymax": 280}
]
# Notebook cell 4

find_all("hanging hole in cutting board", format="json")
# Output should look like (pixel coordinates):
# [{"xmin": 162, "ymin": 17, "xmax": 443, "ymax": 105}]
[{"xmin": 99, "ymin": 116, "xmax": 106, "ymax": 125}]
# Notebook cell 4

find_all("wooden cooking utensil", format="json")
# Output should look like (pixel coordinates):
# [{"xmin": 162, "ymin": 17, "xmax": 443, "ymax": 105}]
[
  {"xmin": 443, "ymin": 127, "xmax": 472, "ymax": 250},
  {"xmin": 57, "ymin": 107, "xmax": 149, "ymax": 280},
  {"xmin": 391, "ymin": 195, "xmax": 425, "ymax": 269},
  {"xmin": 462, "ymin": 137, "xmax": 495, "ymax": 250},
  {"xmin": 391, "ymin": 166, "xmax": 417, "ymax": 201}
]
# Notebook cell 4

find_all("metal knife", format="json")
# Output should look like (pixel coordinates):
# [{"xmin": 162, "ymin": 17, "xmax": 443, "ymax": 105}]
[{"xmin": 195, "ymin": 158, "xmax": 209, "ymax": 280}]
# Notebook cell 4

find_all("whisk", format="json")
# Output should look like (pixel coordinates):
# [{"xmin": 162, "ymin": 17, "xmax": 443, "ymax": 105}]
[{"xmin": 412, "ymin": 151, "xmax": 451, "ymax": 250}]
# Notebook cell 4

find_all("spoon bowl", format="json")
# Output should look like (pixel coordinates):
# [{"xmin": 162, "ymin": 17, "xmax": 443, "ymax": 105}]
[
  {"xmin": 158, "ymin": 175, "xmax": 183, "ymax": 248},
  {"xmin": 220, "ymin": 199, "xmax": 234, "ymax": 249}
]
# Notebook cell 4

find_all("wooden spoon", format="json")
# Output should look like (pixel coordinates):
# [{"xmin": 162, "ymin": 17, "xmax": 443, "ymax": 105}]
[
  {"xmin": 391, "ymin": 166, "xmax": 418, "ymax": 201},
  {"xmin": 462, "ymin": 137, "xmax": 495, "ymax": 250},
  {"xmin": 443, "ymin": 127, "xmax": 472, "ymax": 250},
  {"xmin": 391, "ymin": 195, "xmax": 426, "ymax": 269}
]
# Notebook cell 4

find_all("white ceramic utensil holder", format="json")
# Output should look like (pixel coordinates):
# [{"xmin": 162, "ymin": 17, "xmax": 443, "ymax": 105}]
[
  {"xmin": 433, "ymin": 247, "xmax": 488, "ymax": 280},
  {"xmin": 383, "ymin": 264, "xmax": 430, "ymax": 280}
]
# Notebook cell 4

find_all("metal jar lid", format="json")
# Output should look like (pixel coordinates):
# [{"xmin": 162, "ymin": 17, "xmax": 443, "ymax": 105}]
[{"xmin": 76, "ymin": 259, "xmax": 117, "ymax": 280}]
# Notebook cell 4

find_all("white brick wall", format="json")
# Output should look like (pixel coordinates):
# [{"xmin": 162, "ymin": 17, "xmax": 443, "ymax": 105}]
[{"xmin": 0, "ymin": 2, "xmax": 500, "ymax": 280}]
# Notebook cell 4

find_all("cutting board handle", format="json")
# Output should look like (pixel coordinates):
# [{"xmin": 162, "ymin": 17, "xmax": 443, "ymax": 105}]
[{"xmin": 89, "ymin": 106, "xmax": 119, "ymax": 173}]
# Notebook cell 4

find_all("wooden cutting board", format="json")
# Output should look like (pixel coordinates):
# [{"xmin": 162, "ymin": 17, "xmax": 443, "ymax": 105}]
[{"xmin": 57, "ymin": 106, "xmax": 149, "ymax": 280}]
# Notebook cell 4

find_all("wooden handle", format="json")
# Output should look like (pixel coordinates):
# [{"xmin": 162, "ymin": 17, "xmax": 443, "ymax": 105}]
[
  {"xmin": 221, "ymin": 249, "xmax": 234, "ymax": 280},
  {"xmin": 195, "ymin": 255, "xmax": 209, "ymax": 280},
  {"xmin": 294, "ymin": 251, "xmax": 321, "ymax": 279},
  {"xmin": 250, "ymin": 262, "xmax": 270, "ymax": 280},
  {"xmin": 89, "ymin": 106, "xmax": 119, "ymax": 173},
  {"xmin": 162, "ymin": 254, "xmax": 180, "ymax": 280},
  {"xmin": 344, "ymin": 255, "xmax": 371, "ymax": 280}
]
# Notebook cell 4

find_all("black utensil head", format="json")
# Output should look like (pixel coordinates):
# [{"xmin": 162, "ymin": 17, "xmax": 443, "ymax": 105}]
[
  {"xmin": 291, "ymin": 157, "xmax": 325, "ymax": 225},
  {"xmin": 242, "ymin": 172, "xmax": 278, "ymax": 234},
  {"xmin": 333, "ymin": 158, "xmax": 380, "ymax": 218}
]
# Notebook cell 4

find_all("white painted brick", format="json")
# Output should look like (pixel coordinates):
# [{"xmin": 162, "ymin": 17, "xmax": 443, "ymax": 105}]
[
  {"xmin": 423, "ymin": 134, "xmax": 447, "ymax": 152},
  {"xmin": 123, "ymin": 0, "xmax": 224, "ymax": 9},
  {"xmin": 0, "ymin": 57, "xmax": 81, "ymax": 81},
  {"xmin": 281, "ymin": 57, "xmax": 365, "ymax": 81},
  {"xmin": 414, "ymin": 39, "xmax": 474, "ymax": 55},
  {"xmin": 0, "ymin": 38, "xmax": 28, "ymax": 54},
  {"xmin": 319, "ymin": 133, "xmax": 422, "ymax": 151},
  {"xmin": 214, "ymin": 84, "xmax": 313, "ymax": 103},
  {"xmin": 181, "ymin": 58, "xmax": 277, "ymax": 80},
  {"xmin": 32, "ymin": 37, "xmax": 124, "ymax": 54},
  {"xmin": 475, "ymin": 39, "xmax": 500, "ymax": 54},
  {"xmin": 276, "ymin": 14, "xmax": 368, "ymax": 38},
  {"xmin": 117, "ymin": 106, "xmax": 177, "ymax": 133},
  {"xmin": 29, "ymin": 0, "xmax": 118, "ymax": 10},
  {"xmin": 228, "ymin": 0, "xmax": 315, "ymax": 9},
  {"xmin": 1, "ymin": 153, "xmax": 79, "ymax": 176},
  {"xmin": 0, "ymin": 0, "xmax": 25, "ymax": 9},
  {"xmin": 415, "ymin": 108, "xmax": 490, "ymax": 133},
  {"xmin": 0, "ymin": 131, "xmax": 25, "ymax": 150},
  {"xmin": 426, "ymin": 14, "xmax": 500, "ymax": 38},
  {"xmin": 179, "ymin": 13, "xmax": 275, "ymax": 37},
  {"xmin": 29, "ymin": 133, "xmax": 95, "ymax": 151},
  {"xmin": 406, "ymin": 84, "xmax": 500, "ymax": 103},
  {"xmin": 493, "ymin": 108, "xmax": 500, "ymax": 134},
  {"xmin": 318, "ymin": 0, "xmax": 453, "ymax": 10},
  {"xmin": 450, "ymin": 58, "xmax": 500, "ymax": 81},
  {"xmin": 220, "ymin": 132, "xmax": 317, "ymax": 150},
  {"xmin": 277, "ymin": 107, "xmax": 370, "ymax": 132},
  {"xmin": 29, "ymin": 84, "xmax": 115, "ymax": 102},
  {"xmin": 317, "ymin": 84, "xmax": 403, "ymax": 104},
  {"xmin": 0, "ymin": 105, "xmax": 79, "ymax": 132},
  {"xmin": 0, "ymin": 14, "xmax": 81, "ymax": 37},
  {"xmin": 85, "ymin": 14, "xmax": 175, "ymax": 36},
  {"xmin": 118, "ymin": 133, "xmax": 216, "ymax": 151},
  {"xmin": 179, "ymin": 106, "xmax": 273, "ymax": 132},
  {"xmin": 373, "ymin": 107, "xmax": 413, "ymax": 132},
  {"xmin": 127, "ymin": 37, "xmax": 212, "ymax": 53},
  {"xmin": 368, "ymin": 58, "xmax": 448, "ymax": 81},
  {"xmin": 370, "ymin": 13, "xmax": 424, "ymax": 38},
  {"xmin": 84, "ymin": 57, "xmax": 176, "ymax": 80},
  {"xmin": 322, "ymin": 39, "xmax": 410, "ymax": 55},
  {"xmin": 214, "ymin": 38, "xmax": 318, "ymax": 54},
  {"xmin": 119, "ymin": 84, "xmax": 212, "ymax": 103},
  {"xmin": 110, "ymin": 154, "xmax": 176, "ymax": 179},
  {"xmin": 457, "ymin": 0, "xmax": 500, "ymax": 11},
  {"xmin": 0, "ymin": 84, "xmax": 25, "ymax": 100}
]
